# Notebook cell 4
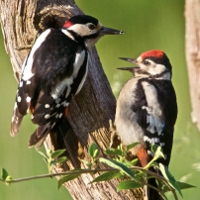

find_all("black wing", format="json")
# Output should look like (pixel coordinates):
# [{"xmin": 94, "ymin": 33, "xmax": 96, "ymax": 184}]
[{"xmin": 10, "ymin": 28, "xmax": 87, "ymax": 142}]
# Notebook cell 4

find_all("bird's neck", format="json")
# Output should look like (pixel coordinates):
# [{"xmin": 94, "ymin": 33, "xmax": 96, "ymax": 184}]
[{"xmin": 61, "ymin": 29, "xmax": 85, "ymax": 47}]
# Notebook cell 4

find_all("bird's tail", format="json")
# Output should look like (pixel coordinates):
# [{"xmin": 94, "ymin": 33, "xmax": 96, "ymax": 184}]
[
  {"xmin": 29, "ymin": 118, "xmax": 84, "ymax": 168},
  {"xmin": 29, "ymin": 123, "xmax": 52, "ymax": 149},
  {"xmin": 146, "ymin": 168, "xmax": 163, "ymax": 200},
  {"xmin": 10, "ymin": 107, "xmax": 24, "ymax": 137}
]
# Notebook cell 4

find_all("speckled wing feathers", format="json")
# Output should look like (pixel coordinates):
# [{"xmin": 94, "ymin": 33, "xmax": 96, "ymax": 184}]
[{"xmin": 10, "ymin": 28, "xmax": 88, "ymax": 147}]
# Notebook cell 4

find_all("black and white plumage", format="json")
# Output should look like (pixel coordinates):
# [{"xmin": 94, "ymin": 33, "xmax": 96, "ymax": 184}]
[
  {"xmin": 11, "ymin": 15, "xmax": 124, "ymax": 148},
  {"xmin": 115, "ymin": 50, "xmax": 177, "ymax": 200}
]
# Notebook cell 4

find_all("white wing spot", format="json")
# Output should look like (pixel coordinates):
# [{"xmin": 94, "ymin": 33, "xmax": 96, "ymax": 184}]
[
  {"xmin": 56, "ymin": 103, "xmax": 61, "ymax": 108},
  {"xmin": 143, "ymin": 135, "xmax": 152, "ymax": 143},
  {"xmin": 26, "ymin": 96, "xmax": 31, "ymax": 102},
  {"xmin": 11, "ymin": 116, "xmax": 15, "ymax": 122},
  {"xmin": 26, "ymin": 80, "xmax": 31, "ymax": 85},
  {"xmin": 152, "ymin": 137, "xmax": 160, "ymax": 143},
  {"xmin": 55, "ymin": 114, "xmax": 59, "ymax": 118},
  {"xmin": 19, "ymin": 81, "xmax": 23, "ymax": 87},
  {"xmin": 51, "ymin": 94, "xmax": 58, "ymax": 99},
  {"xmin": 45, "ymin": 104, "xmax": 50, "ymax": 108},
  {"xmin": 44, "ymin": 114, "xmax": 51, "ymax": 119},
  {"xmin": 160, "ymin": 142, "xmax": 165, "ymax": 147},
  {"xmin": 55, "ymin": 98, "xmax": 61, "ymax": 103},
  {"xmin": 51, "ymin": 122, "xmax": 56, "ymax": 129},
  {"xmin": 14, "ymin": 102, "xmax": 17, "ymax": 110},
  {"xmin": 17, "ymin": 96, "xmax": 21, "ymax": 102},
  {"xmin": 62, "ymin": 101, "xmax": 69, "ymax": 107},
  {"xmin": 59, "ymin": 113, "xmax": 63, "ymax": 118}
]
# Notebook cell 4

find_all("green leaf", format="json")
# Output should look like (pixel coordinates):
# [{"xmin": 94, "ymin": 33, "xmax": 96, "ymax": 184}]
[
  {"xmin": 1, "ymin": 168, "xmax": 9, "ymax": 180},
  {"xmin": 159, "ymin": 163, "xmax": 182, "ymax": 196},
  {"xmin": 51, "ymin": 149, "xmax": 66, "ymax": 159},
  {"xmin": 153, "ymin": 146, "xmax": 166, "ymax": 161},
  {"xmin": 177, "ymin": 181, "xmax": 196, "ymax": 190},
  {"xmin": 88, "ymin": 143, "xmax": 99, "ymax": 159},
  {"xmin": 135, "ymin": 172, "xmax": 146, "ymax": 181},
  {"xmin": 126, "ymin": 142, "xmax": 140, "ymax": 151},
  {"xmin": 99, "ymin": 158, "xmax": 135, "ymax": 179},
  {"xmin": 117, "ymin": 180, "xmax": 142, "ymax": 192},
  {"xmin": 58, "ymin": 173, "xmax": 81, "ymax": 189},
  {"xmin": 163, "ymin": 181, "xmax": 196, "ymax": 193},
  {"xmin": 47, "ymin": 149, "xmax": 53, "ymax": 157},
  {"xmin": 5, "ymin": 175, "xmax": 13, "ymax": 185},
  {"xmin": 91, "ymin": 171, "xmax": 121, "ymax": 183},
  {"xmin": 131, "ymin": 158, "xmax": 138, "ymax": 166},
  {"xmin": 37, "ymin": 151, "xmax": 48, "ymax": 160},
  {"xmin": 151, "ymin": 143, "xmax": 159, "ymax": 154},
  {"xmin": 56, "ymin": 156, "xmax": 67, "ymax": 164},
  {"xmin": 104, "ymin": 148, "xmax": 123, "ymax": 156}
]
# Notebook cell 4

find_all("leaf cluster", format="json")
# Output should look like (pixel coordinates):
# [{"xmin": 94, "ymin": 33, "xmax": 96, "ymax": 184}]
[{"xmin": 0, "ymin": 144, "xmax": 195, "ymax": 200}]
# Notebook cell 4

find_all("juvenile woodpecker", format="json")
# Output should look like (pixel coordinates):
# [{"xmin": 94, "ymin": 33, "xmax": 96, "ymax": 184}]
[
  {"xmin": 115, "ymin": 50, "xmax": 177, "ymax": 199},
  {"xmin": 11, "ymin": 15, "xmax": 124, "ymax": 148}
]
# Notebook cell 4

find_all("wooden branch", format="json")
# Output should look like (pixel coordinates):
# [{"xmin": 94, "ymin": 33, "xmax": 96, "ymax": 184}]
[
  {"xmin": 185, "ymin": 0, "xmax": 200, "ymax": 132},
  {"xmin": 0, "ymin": 1, "xmax": 144, "ymax": 199}
]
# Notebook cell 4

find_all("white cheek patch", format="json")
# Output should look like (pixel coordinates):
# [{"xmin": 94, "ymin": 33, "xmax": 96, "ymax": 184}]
[
  {"xmin": 68, "ymin": 24, "xmax": 90, "ymax": 37},
  {"xmin": 140, "ymin": 59, "xmax": 169, "ymax": 79},
  {"xmin": 149, "ymin": 63, "xmax": 166, "ymax": 75},
  {"xmin": 140, "ymin": 63, "xmax": 166, "ymax": 75}
]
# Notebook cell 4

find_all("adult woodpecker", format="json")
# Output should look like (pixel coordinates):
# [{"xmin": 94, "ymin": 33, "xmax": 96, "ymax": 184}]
[
  {"xmin": 115, "ymin": 50, "xmax": 177, "ymax": 200},
  {"xmin": 11, "ymin": 15, "xmax": 124, "ymax": 148}
]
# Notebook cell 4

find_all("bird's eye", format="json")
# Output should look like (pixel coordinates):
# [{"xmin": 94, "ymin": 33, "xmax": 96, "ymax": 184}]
[
  {"xmin": 88, "ymin": 24, "xmax": 96, "ymax": 30},
  {"xmin": 143, "ymin": 60, "xmax": 151, "ymax": 65}
]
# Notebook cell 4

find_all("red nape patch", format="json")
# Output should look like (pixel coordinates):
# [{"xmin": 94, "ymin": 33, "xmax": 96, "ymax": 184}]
[
  {"xmin": 136, "ymin": 146, "xmax": 150, "ymax": 167},
  {"xmin": 140, "ymin": 50, "xmax": 164, "ymax": 60},
  {"xmin": 64, "ymin": 107, "xmax": 69, "ymax": 118},
  {"xmin": 63, "ymin": 20, "xmax": 74, "ymax": 28}
]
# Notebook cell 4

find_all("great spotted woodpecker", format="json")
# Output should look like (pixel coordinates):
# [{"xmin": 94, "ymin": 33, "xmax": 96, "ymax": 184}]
[
  {"xmin": 115, "ymin": 50, "xmax": 177, "ymax": 199},
  {"xmin": 11, "ymin": 15, "xmax": 124, "ymax": 148}
]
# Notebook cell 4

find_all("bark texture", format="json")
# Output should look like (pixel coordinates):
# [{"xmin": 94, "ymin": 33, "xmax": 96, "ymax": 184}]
[
  {"xmin": 0, "ymin": 0, "xmax": 144, "ymax": 199},
  {"xmin": 185, "ymin": 0, "xmax": 200, "ymax": 132}
]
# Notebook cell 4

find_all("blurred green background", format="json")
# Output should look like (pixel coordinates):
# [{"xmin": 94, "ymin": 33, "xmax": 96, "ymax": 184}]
[{"xmin": 0, "ymin": 0, "xmax": 199, "ymax": 199}]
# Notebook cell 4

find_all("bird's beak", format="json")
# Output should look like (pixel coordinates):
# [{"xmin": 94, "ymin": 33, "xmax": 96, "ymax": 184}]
[
  {"xmin": 118, "ymin": 57, "xmax": 139, "ymax": 73},
  {"xmin": 119, "ymin": 57, "xmax": 137, "ymax": 63},
  {"xmin": 99, "ymin": 26, "xmax": 124, "ymax": 35},
  {"xmin": 117, "ymin": 67, "xmax": 136, "ymax": 73}
]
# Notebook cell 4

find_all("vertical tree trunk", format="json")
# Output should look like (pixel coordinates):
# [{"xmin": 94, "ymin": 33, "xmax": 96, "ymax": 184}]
[
  {"xmin": 0, "ymin": 0, "xmax": 144, "ymax": 199},
  {"xmin": 185, "ymin": 0, "xmax": 200, "ymax": 132}
]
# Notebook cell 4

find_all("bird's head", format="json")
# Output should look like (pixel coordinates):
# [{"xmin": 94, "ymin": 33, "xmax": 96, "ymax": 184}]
[
  {"xmin": 63, "ymin": 15, "xmax": 124, "ymax": 49},
  {"xmin": 118, "ymin": 50, "xmax": 172, "ymax": 80}
]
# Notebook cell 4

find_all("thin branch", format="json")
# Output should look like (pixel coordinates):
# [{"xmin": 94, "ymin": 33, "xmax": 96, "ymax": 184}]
[{"xmin": 0, "ymin": 165, "xmax": 178, "ymax": 200}]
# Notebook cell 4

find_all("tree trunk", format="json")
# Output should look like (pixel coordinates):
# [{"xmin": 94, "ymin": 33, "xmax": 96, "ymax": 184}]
[
  {"xmin": 0, "ymin": 1, "xmax": 144, "ymax": 199},
  {"xmin": 185, "ymin": 0, "xmax": 200, "ymax": 132}
]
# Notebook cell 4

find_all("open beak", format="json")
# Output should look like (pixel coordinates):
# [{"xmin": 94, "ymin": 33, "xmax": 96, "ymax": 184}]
[
  {"xmin": 119, "ymin": 57, "xmax": 137, "ymax": 63},
  {"xmin": 118, "ymin": 57, "xmax": 139, "ymax": 74},
  {"xmin": 99, "ymin": 26, "xmax": 124, "ymax": 35},
  {"xmin": 117, "ymin": 67, "xmax": 136, "ymax": 73}
]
